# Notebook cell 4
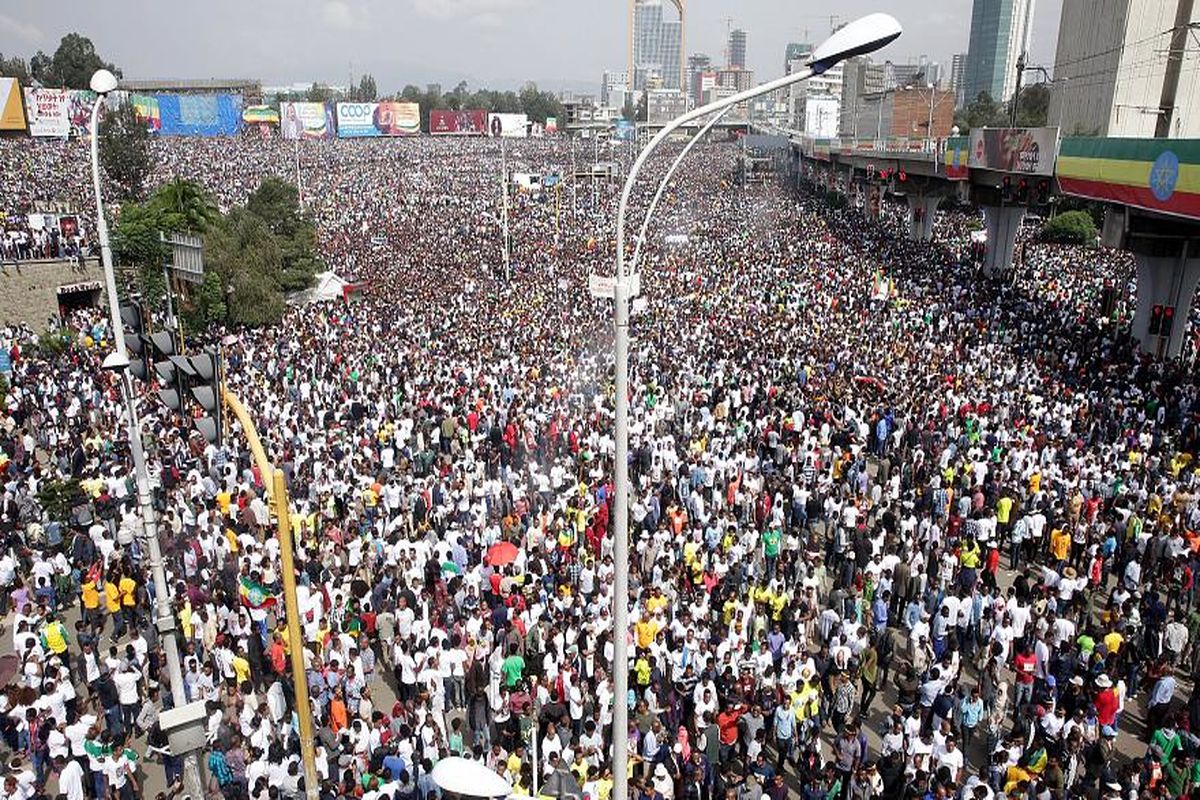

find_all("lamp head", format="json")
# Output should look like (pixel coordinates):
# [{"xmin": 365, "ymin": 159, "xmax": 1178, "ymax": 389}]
[
  {"xmin": 90, "ymin": 69, "xmax": 119, "ymax": 95},
  {"xmin": 808, "ymin": 13, "xmax": 902, "ymax": 74}
]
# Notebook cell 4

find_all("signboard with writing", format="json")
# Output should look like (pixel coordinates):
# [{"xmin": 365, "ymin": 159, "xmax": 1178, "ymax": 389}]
[{"xmin": 968, "ymin": 127, "xmax": 1059, "ymax": 176}]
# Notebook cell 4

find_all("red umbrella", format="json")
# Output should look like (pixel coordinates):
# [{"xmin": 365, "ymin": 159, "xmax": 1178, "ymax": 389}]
[{"xmin": 487, "ymin": 541, "xmax": 520, "ymax": 566}]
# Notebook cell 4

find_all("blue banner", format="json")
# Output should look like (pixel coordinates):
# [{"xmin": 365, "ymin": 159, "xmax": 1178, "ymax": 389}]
[
  {"xmin": 155, "ymin": 94, "xmax": 243, "ymax": 136},
  {"xmin": 614, "ymin": 120, "xmax": 635, "ymax": 142}
]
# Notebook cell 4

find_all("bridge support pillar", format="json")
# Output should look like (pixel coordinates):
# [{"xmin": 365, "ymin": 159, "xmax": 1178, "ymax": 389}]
[
  {"xmin": 1131, "ymin": 240, "xmax": 1200, "ymax": 359},
  {"xmin": 981, "ymin": 205, "xmax": 1025, "ymax": 277},
  {"xmin": 906, "ymin": 194, "xmax": 942, "ymax": 241}
]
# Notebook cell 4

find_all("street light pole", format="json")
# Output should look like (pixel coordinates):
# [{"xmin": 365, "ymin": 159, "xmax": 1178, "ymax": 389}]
[
  {"xmin": 89, "ymin": 71, "xmax": 204, "ymax": 800},
  {"xmin": 500, "ymin": 137, "xmax": 511, "ymax": 281},
  {"xmin": 607, "ymin": 16, "xmax": 902, "ymax": 800}
]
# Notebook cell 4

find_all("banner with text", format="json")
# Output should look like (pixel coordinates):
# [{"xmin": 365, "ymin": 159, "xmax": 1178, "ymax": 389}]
[
  {"xmin": 131, "ymin": 94, "xmax": 161, "ymax": 131},
  {"xmin": 25, "ymin": 88, "xmax": 69, "ymax": 137},
  {"xmin": 967, "ymin": 127, "xmax": 1059, "ymax": 176},
  {"xmin": 335, "ymin": 101, "xmax": 420, "ymax": 137},
  {"xmin": 156, "ymin": 94, "xmax": 243, "ymax": 136},
  {"xmin": 430, "ymin": 109, "xmax": 487, "ymax": 135},
  {"xmin": 0, "ymin": 79, "xmax": 25, "ymax": 131},
  {"xmin": 488, "ymin": 112, "xmax": 528, "ymax": 138},
  {"xmin": 280, "ymin": 102, "xmax": 335, "ymax": 140}
]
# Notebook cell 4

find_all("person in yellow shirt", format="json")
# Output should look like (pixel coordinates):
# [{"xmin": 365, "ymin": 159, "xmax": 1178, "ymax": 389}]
[
  {"xmin": 81, "ymin": 578, "xmax": 101, "ymax": 629},
  {"xmin": 1049, "ymin": 527, "xmax": 1071, "ymax": 565},
  {"xmin": 104, "ymin": 576, "xmax": 124, "ymax": 638},
  {"xmin": 635, "ymin": 617, "xmax": 657, "ymax": 649},
  {"xmin": 118, "ymin": 572, "xmax": 138, "ymax": 640},
  {"xmin": 231, "ymin": 647, "xmax": 252, "ymax": 686}
]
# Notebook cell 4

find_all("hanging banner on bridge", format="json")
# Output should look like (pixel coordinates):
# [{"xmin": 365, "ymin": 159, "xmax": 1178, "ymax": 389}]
[
  {"xmin": 968, "ymin": 127, "xmax": 1058, "ymax": 176},
  {"xmin": 1056, "ymin": 138, "xmax": 1200, "ymax": 219},
  {"xmin": 943, "ymin": 136, "xmax": 969, "ymax": 180}
]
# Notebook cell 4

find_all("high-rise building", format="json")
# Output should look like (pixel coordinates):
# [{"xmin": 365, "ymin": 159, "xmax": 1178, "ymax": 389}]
[
  {"xmin": 602, "ymin": 70, "xmax": 630, "ymax": 109},
  {"xmin": 629, "ymin": 0, "xmax": 685, "ymax": 92},
  {"xmin": 964, "ymin": 0, "xmax": 1037, "ymax": 104},
  {"xmin": 884, "ymin": 57, "xmax": 942, "ymax": 91},
  {"xmin": 687, "ymin": 53, "xmax": 712, "ymax": 107},
  {"xmin": 716, "ymin": 67, "xmax": 754, "ymax": 93},
  {"xmin": 841, "ymin": 56, "xmax": 887, "ymax": 136},
  {"xmin": 728, "ymin": 29, "xmax": 747, "ymax": 68},
  {"xmin": 949, "ymin": 53, "xmax": 968, "ymax": 109},
  {"xmin": 1049, "ymin": 0, "xmax": 1200, "ymax": 137}
]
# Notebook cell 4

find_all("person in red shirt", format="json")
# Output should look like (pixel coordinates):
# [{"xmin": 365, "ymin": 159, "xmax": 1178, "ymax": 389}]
[
  {"xmin": 1013, "ymin": 645, "xmax": 1037, "ymax": 718},
  {"xmin": 716, "ymin": 703, "xmax": 746, "ymax": 764},
  {"xmin": 1094, "ymin": 674, "xmax": 1119, "ymax": 728}
]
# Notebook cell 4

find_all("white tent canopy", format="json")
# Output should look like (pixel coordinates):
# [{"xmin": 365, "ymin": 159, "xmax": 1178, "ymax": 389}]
[
  {"xmin": 430, "ymin": 757, "xmax": 513, "ymax": 798},
  {"xmin": 289, "ymin": 270, "xmax": 348, "ymax": 305}
]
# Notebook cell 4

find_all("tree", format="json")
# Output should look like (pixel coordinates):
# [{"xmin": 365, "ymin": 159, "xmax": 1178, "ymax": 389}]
[
  {"xmin": 1016, "ymin": 83, "xmax": 1050, "ymax": 128},
  {"xmin": 204, "ymin": 208, "xmax": 287, "ymax": 327},
  {"xmin": 1039, "ymin": 210, "xmax": 1098, "ymax": 245},
  {"xmin": 246, "ymin": 177, "xmax": 303, "ymax": 238},
  {"xmin": 305, "ymin": 83, "xmax": 333, "ymax": 103},
  {"xmin": 151, "ymin": 178, "xmax": 218, "ymax": 233},
  {"xmin": 954, "ymin": 91, "xmax": 1007, "ymax": 134},
  {"xmin": 245, "ymin": 177, "xmax": 321, "ymax": 293},
  {"xmin": 622, "ymin": 95, "xmax": 635, "ymax": 122},
  {"xmin": 0, "ymin": 54, "xmax": 30, "ymax": 84},
  {"xmin": 355, "ymin": 73, "xmax": 377, "ymax": 102},
  {"xmin": 30, "ymin": 33, "xmax": 121, "ymax": 89},
  {"xmin": 518, "ymin": 82, "xmax": 564, "ymax": 123},
  {"xmin": 636, "ymin": 92, "xmax": 648, "ymax": 123},
  {"xmin": 99, "ymin": 103, "xmax": 154, "ymax": 202}
]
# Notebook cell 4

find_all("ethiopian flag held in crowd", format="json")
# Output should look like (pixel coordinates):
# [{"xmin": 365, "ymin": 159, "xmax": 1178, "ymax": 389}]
[{"xmin": 239, "ymin": 577, "xmax": 277, "ymax": 610}]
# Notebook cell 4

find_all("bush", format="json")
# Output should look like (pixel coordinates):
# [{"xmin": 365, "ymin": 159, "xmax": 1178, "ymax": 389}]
[
  {"xmin": 37, "ymin": 328, "xmax": 76, "ymax": 358},
  {"xmin": 1039, "ymin": 210, "xmax": 1098, "ymax": 245},
  {"xmin": 37, "ymin": 478, "xmax": 84, "ymax": 524}
]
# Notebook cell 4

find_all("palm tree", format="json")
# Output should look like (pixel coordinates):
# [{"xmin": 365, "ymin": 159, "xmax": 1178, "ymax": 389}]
[{"xmin": 153, "ymin": 178, "xmax": 218, "ymax": 233}]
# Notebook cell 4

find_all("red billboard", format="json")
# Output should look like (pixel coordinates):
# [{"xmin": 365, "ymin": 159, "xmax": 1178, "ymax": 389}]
[{"xmin": 430, "ymin": 109, "xmax": 488, "ymax": 136}]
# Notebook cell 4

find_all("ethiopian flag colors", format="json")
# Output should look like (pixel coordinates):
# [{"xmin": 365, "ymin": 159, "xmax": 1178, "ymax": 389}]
[
  {"xmin": 239, "ymin": 577, "xmax": 277, "ymax": 610},
  {"xmin": 1056, "ymin": 138, "xmax": 1200, "ymax": 219}
]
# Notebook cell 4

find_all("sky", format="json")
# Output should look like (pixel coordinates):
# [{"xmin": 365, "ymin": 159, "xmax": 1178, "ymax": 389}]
[{"xmin": 0, "ymin": 0, "xmax": 1063, "ymax": 93}]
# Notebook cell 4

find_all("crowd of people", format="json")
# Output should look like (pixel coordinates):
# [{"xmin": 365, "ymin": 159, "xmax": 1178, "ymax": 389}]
[{"xmin": 0, "ymin": 129, "xmax": 1194, "ymax": 800}]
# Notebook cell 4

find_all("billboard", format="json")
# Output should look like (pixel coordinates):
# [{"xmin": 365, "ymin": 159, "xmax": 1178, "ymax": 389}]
[
  {"xmin": 488, "ymin": 112, "xmax": 528, "ymax": 138},
  {"xmin": 25, "ymin": 88, "xmax": 70, "ymax": 137},
  {"xmin": 0, "ymin": 78, "xmax": 24, "ymax": 131},
  {"xmin": 280, "ymin": 102, "xmax": 334, "ymax": 139},
  {"xmin": 335, "ymin": 101, "xmax": 420, "ymax": 137},
  {"xmin": 131, "ymin": 94, "xmax": 160, "ymax": 131},
  {"xmin": 243, "ymin": 105, "xmax": 279, "ymax": 124},
  {"xmin": 66, "ymin": 91, "xmax": 97, "ymax": 137},
  {"xmin": 156, "ymin": 94, "xmax": 242, "ymax": 136},
  {"xmin": 430, "ymin": 109, "xmax": 487, "ymax": 135},
  {"xmin": 544, "ymin": 116, "xmax": 558, "ymax": 135},
  {"xmin": 968, "ymin": 127, "xmax": 1059, "ymax": 176},
  {"xmin": 613, "ymin": 119, "xmax": 635, "ymax": 142}
]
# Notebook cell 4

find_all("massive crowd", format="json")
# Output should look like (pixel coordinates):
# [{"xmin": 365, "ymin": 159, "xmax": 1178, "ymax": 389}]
[{"xmin": 0, "ymin": 129, "xmax": 1194, "ymax": 800}]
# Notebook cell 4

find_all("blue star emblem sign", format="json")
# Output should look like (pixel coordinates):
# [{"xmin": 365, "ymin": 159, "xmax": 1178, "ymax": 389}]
[{"xmin": 1150, "ymin": 150, "xmax": 1179, "ymax": 202}]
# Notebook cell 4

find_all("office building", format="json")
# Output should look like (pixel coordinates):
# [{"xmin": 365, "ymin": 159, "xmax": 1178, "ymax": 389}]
[
  {"xmin": 964, "ymin": 0, "xmax": 1037, "ymax": 103},
  {"xmin": 841, "ymin": 56, "xmax": 887, "ymax": 135},
  {"xmin": 729, "ymin": 29, "xmax": 747, "ymax": 68},
  {"xmin": 1049, "ymin": 0, "xmax": 1200, "ymax": 136},
  {"xmin": 851, "ymin": 88, "xmax": 956, "ymax": 140},
  {"xmin": 629, "ymin": 0, "xmax": 685, "ymax": 92},
  {"xmin": 949, "ymin": 53, "xmax": 968, "ymax": 109},
  {"xmin": 602, "ymin": 70, "xmax": 629, "ymax": 108},
  {"xmin": 647, "ymin": 89, "xmax": 688, "ymax": 123},
  {"xmin": 687, "ymin": 53, "xmax": 713, "ymax": 107},
  {"xmin": 717, "ymin": 67, "xmax": 754, "ymax": 93},
  {"xmin": 885, "ymin": 57, "xmax": 942, "ymax": 91}
]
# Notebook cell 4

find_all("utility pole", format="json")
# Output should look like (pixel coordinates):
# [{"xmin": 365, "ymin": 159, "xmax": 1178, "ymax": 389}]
[
  {"xmin": 1009, "ymin": 51, "xmax": 1027, "ymax": 127},
  {"xmin": 1157, "ymin": 0, "xmax": 1195, "ymax": 137}
]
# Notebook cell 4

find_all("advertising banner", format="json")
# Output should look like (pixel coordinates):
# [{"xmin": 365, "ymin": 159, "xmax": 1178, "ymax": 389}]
[
  {"xmin": 968, "ymin": 127, "xmax": 1059, "ymax": 176},
  {"xmin": 156, "ymin": 94, "xmax": 242, "ymax": 136},
  {"xmin": 335, "ymin": 101, "xmax": 420, "ymax": 137},
  {"xmin": 25, "ymin": 88, "xmax": 70, "ymax": 137},
  {"xmin": 545, "ymin": 117, "xmax": 558, "ymax": 134},
  {"xmin": 430, "ymin": 109, "xmax": 487, "ymax": 135},
  {"xmin": 0, "ymin": 78, "xmax": 25, "ymax": 131},
  {"xmin": 280, "ymin": 102, "xmax": 334, "ymax": 140},
  {"xmin": 66, "ymin": 91, "xmax": 97, "ymax": 137},
  {"xmin": 487, "ymin": 112, "xmax": 528, "ymax": 138},
  {"xmin": 131, "ymin": 94, "xmax": 161, "ymax": 131},
  {"xmin": 613, "ymin": 120, "xmax": 635, "ymax": 142}
]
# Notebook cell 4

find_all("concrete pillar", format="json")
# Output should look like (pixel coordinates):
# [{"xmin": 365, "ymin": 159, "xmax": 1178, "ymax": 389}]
[
  {"xmin": 905, "ymin": 194, "xmax": 942, "ymax": 241},
  {"xmin": 1132, "ymin": 242, "xmax": 1200, "ymax": 359},
  {"xmin": 981, "ymin": 205, "xmax": 1026, "ymax": 277}
]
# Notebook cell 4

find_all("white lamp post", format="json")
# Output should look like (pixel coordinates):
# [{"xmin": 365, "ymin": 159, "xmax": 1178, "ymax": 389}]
[
  {"xmin": 604, "ymin": 14, "xmax": 902, "ymax": 800},
  {"xmin": 89, "ymin": 68, "xmax": 206, "ymax": 800}
]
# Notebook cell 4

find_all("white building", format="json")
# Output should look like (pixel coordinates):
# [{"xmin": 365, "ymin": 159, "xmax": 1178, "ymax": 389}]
[
  {"xmin": 804, "ymin": 96, "xmax": 841, "ymax": 138},
  {"xmin": 1049, "ymin": 0, "xmax": 1200, "ymax": 137}
]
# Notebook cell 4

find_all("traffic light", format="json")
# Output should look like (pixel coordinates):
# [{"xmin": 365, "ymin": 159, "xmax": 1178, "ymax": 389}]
[
  {"xmin": 187, "ymin": 350, "xmax": 224, "ymax": 444},
  {"xmin": 897, "ymin": 169, "xmax": 907, "ymax": 183},
  {"xmin": 147, "ymin": 332, "xmax": 185, "ymax": 411},
  {"xmin": 1016, "ymin": 179, "xmax": 1029, "ymax": 203},
  {"xmin": 119, "ymin": 302, "xmax": 148, "ymax": 381},
  {"xmin": 1001, "ymin": 176, "xmax": 1012, "ymax": 202},
  {"xmin": 1036, "ymin": 180, "xmax": 1051, "ymax": 204},
  {"xmin": 1150, "ymin": 304, "xmax": 1164, "ymax": 335},
  {"xmin": 1163, "ymin": 305, "xmax": 1176, "ymax": 336}
]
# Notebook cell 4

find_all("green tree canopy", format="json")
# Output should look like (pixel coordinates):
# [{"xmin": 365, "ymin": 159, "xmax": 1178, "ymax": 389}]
[
  {"xmin": 0, "ymin": 54, "xmax": 30, "ymax": 84},
  {"xmin": 99, "ymin": 103, "xmax": 154, "ymax": 203},
  {"xmin": 1039, "ymin": 210, "xmax": 1098, "ymax": 245},
  {"xmin": 354, "ymin": 73, "xmax": 377, "ymax": 102},
  {"xmin": 954, "ymin": 91, "xmax": 1007, "ymax": 134},
  {"xmin": 30, "ymin": 33, "xmax": 121, "ymax": 89}
]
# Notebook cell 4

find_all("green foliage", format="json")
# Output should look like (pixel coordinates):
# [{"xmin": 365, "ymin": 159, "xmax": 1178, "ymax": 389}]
[
  {"xmin": 37, "ymin": 328, "xmax": 75, "ymax": 358},
  {"xmin": 111, "ymin": 201, "xmax": 169, "ymax": 269},
  {"xmin": 204, "ymin": 208, "xmax": 287, "ymax": 327},
  {"xmin": 1039, "ymin": 210, "xmax": 1098, "ymax": 245},
  {"xmin": 517, "ymin": 82, "xmax": 564, "ymax": 123},
  {"xmin": 636, "ymin": 92, "xmax": 648, "ymax": 123},
  {"xmin": 37, "ymin": 478, "xmax": 84, "ymax": 523},
  {"xmin": 305, "ymin": 83, "xmax": 334, "ymax": 103},
  {"xmin": 1016, "ymin": 83, "xmax": 1050, "ymax": 128},
  {"xmin": 99, "ymin": 103, "xmax": 154, "ymax": 202},
  {"xmin": 181, "ymin": 271, "xmax": 228, "ymax": 334},
  {"xmin": 29, "ymin": 33, "xmax": 121, "ymax": 89},
  {"xmin": 954, "ymin": 91, "xmax": 1007, "ymax": 134},
  {"xmin": 246, "ymin": 177, "xmax": 303, "ymax": 238},
  {"xmin": 0, "ymin": 53, "xmax": 30, "ymax": 83},
  {"xmin": 153, "ymin": 178, "xmax": 219, "ymax": 233},
  {"xmin": 353, "ymin": 74, "xmax": 378, "ymax": 102},
  {"xmin": 387, "ymin": 81, "xmax": 561, "ymax": 130}
]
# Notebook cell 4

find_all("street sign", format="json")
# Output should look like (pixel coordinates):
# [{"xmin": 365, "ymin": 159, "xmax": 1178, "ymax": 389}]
[
  {"xmin": 161, "ymin": 232, "xmax": 205, "ymax": 284},
  {"xmin": 588, "ymin": 272, "xmax": 641, "ymax": 299}
]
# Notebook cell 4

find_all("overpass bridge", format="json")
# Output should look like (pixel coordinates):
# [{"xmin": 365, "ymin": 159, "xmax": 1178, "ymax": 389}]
[{"xmin": 787, "ymin": 129, "xmax": 1200, "ymax": 359}]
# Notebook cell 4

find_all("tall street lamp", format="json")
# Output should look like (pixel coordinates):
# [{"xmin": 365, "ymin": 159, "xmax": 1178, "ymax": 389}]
[
  {"xmin": 89, "ymin": 68, "xmax": 206, "ymax": 800},
  {"xmin": 603, "ymin": 14, "xmax": 902, "ymax": 800}
]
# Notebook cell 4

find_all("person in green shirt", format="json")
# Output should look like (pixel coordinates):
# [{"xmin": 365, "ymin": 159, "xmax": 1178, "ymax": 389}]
[
  {"xmin": 1152, "ymin": 723, "xmax": 1183, "ymax": 764},
  {"xmin": 762, "ymin": 527, "xmax": 781, "ymax": 575},
  {"xmin": 501, "ymin": 646, "xmax": 526, "ymax": 688}
]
